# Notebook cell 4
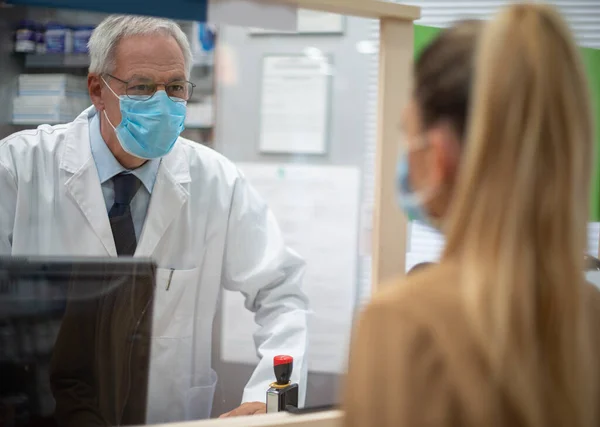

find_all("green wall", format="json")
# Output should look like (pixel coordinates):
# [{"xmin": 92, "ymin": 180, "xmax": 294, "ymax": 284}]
[
  {"xmin": 415, "ymin": 25, "xmax": 441, "ymax": 57},
  {"xmin": 582, "ymin": 47, "xmax": 600, "ymax": 220},
  {"xmin": 414, "ymin": 25, "xmax": 600, "ymax": 220}
]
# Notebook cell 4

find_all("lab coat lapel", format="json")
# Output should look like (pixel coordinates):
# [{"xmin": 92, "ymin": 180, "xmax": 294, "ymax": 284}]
[
  {"xmin": 61, "ymin": 107, "xmax": 118, "ymax": 256},
  {"xmin": 136, "ymin": 142, "xmax": 190, "ymax": 258}
]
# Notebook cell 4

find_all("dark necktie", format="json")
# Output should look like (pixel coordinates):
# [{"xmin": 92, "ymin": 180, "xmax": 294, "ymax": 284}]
[{"xmin": 109, "ymin": 173, "xmax": 141, "ymax": 256}]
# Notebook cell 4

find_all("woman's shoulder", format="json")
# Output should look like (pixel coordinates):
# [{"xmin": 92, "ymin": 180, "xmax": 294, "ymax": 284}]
[
  {"xmin": 346, "ymin": 261, "xmax": 470, "ymax": 426},
  {"xmin": 369, "ymin": 261, "xmax": 463, "ymax": 317},
  {"xmin": 351, "ymin": 263, "xmax": 459, "ymax": 374},
  {"xmin": 361, "ymin": 260, "xmax": 474, "ymax": 363}
]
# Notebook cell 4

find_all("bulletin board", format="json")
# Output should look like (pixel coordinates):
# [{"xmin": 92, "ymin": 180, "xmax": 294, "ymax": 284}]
[
  {"xmin": 258, "ymin": 54, "xmax": 333, "ymax": 155},
  {"xmin": 221, "ymin": 163, "xmax": 361, "ymax": 374}
]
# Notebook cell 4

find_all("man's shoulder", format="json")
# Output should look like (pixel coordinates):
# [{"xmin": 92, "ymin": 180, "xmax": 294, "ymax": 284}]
[
  {"xmin": 176, "ymin": 137, "xmax": 240, "ymax": 180},
  {"xmin": 0, "ymin": 123, "xmax": 70, "ymax": 166}
]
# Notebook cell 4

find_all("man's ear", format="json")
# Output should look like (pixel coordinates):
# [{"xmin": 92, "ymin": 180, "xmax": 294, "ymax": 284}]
[{"xmin": 88, "ymin": 74, "xmax": 104, "ymax": 111}]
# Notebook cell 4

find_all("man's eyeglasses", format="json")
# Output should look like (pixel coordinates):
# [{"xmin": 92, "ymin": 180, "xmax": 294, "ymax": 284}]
[{"xmin": 104, "ymin": 74, "xmax": 196, "ymax": 102}]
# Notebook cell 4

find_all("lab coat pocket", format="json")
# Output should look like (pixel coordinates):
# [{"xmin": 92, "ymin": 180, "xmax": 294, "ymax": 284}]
[
  {"xmin": 152, "ymin": 267, "xmax": 199, "ymax": 338},
  {"xmin": 185, "ymin": 369, "xmax": 218, "ymax": 420}
]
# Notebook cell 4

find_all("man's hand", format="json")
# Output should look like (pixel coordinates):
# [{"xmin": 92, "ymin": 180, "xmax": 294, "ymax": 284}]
[{"xmin": 219, "ymin": 402, "xmax": 267, "ymax": 418}]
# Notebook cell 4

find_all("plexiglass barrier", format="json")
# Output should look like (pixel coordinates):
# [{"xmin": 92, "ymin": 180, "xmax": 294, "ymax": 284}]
[{"xmin": 0, "ymin": 3, "xmax": 416, "ymax": 424}]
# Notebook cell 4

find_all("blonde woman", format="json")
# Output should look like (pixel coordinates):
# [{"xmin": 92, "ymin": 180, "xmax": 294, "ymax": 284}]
[{"xmin": 344, "ymin": 4, "xmax": 600, "ymax": 427}]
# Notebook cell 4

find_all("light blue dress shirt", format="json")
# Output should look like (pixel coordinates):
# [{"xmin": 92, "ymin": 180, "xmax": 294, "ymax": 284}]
[{"xmin": 89, "ymin": 113, "xmax": 161, "ymax": 240}]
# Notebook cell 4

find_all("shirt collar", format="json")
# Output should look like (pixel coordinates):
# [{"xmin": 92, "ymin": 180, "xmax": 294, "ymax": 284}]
[{"xmin": 89, "ymin": 113, "xmax": 161, "ymax": 193}]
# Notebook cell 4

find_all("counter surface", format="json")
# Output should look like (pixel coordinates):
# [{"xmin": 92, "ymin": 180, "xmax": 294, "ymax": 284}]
[{"xmin": 152, "ymin": 410, "xmax": 343, "ymax": 427}]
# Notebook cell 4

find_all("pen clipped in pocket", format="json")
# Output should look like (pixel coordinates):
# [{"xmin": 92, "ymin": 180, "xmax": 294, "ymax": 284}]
[{"xmin": 152, "ymin": 267, "xmax": 199, "ymax": 338}]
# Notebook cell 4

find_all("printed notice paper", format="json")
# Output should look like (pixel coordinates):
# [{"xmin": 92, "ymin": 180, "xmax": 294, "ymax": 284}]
[{"xmin": 221, "ymin": 163, "xmax": 360, "ymax": 374}]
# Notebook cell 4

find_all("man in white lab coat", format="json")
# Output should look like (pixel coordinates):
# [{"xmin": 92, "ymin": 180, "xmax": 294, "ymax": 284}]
[{"xmin": 0, "ymin": 15, "xmax": 308, "ymax": 424}]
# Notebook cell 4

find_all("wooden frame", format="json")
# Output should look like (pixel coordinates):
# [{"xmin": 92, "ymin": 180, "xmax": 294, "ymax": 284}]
[
  {"xmin": 371, "ymin": 14, "xmax": 414, "ymax": 287},
  {"xmin": 267, "ymin": 0, "xmax": 419, "ymax": 20}
]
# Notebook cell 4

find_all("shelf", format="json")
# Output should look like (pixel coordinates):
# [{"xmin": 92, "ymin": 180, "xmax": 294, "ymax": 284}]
[
  {"xmin": 24, "ymin": 53, "xmax": 90, "ymax": 69},
  {"xmin": 23, "ymin": 53, "xmax": 214, "ymax": 70}
]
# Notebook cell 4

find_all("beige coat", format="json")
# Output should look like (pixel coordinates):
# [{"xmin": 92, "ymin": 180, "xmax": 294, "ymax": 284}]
[{"xmin": 343, "ymin": 261, "xmax": 600, "ymax": 426}]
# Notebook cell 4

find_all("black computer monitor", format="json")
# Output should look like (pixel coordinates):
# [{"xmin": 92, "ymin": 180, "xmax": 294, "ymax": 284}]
[{"xmin": 0, "ymin": 257, "xmax": 156, "ymax": 427}]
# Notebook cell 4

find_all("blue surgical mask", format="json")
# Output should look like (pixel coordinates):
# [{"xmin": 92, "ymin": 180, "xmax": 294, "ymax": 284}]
[
  {"xmin": 102, "ymin": 78, "xmax": 186, "ymax": 159},
  {"xmin": 396, "ymin": 151, "xmax": 434, "ymax": 226}
]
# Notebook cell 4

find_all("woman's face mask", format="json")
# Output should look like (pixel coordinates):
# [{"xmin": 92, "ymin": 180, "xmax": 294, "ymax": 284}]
[{"xmin": 396, "ymin": 141, "xmax": 438, "ymax": 227}]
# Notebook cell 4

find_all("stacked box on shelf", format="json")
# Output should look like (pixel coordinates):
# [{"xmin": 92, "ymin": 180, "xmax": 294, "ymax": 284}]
[
  {"xmin": 12, "ymin": 96, "xmax": 89, "ymax": 125},
  {"xmin": 12, "ymin": 74, "xmax": 89, "ymax": 125}
]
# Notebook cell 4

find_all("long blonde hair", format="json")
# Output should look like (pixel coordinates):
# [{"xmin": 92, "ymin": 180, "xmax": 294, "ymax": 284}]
[{"xmin": 443, "ymin": 3, "xmax": 595, "ymax": 426}]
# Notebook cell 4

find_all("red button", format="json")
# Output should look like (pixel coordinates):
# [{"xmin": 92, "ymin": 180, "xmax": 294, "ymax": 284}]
[{"xmin": 274, "ymin": 355, "xmax": 293, "ymax": 366}]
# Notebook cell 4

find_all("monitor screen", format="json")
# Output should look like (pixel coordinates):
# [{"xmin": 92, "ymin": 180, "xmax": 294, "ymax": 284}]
[{"xmin": 0, "ymin": 257, "xmax": 156, "ymax": 427}]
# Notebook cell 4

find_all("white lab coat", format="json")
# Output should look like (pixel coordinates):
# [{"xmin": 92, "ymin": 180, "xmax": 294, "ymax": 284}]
[{"xmin": 0, "ymin": 107, "xmax": 309, "ymax": 423}]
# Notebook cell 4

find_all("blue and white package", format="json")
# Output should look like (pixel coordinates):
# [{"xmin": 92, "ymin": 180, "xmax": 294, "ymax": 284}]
[
  {"xmin": 198, "ymin": 23, "xmax": 216, "ymax": 52},
  {"xmin": 73, "ymin": 26, "xmax": 95, "ymax": 54},
  {"xmin": 14, "ymin": 20, "xmax": 37, "ymax": 53},
  {"xmin": 45, "ymin": 23, "xmax": 73, "ymax": 53}
]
